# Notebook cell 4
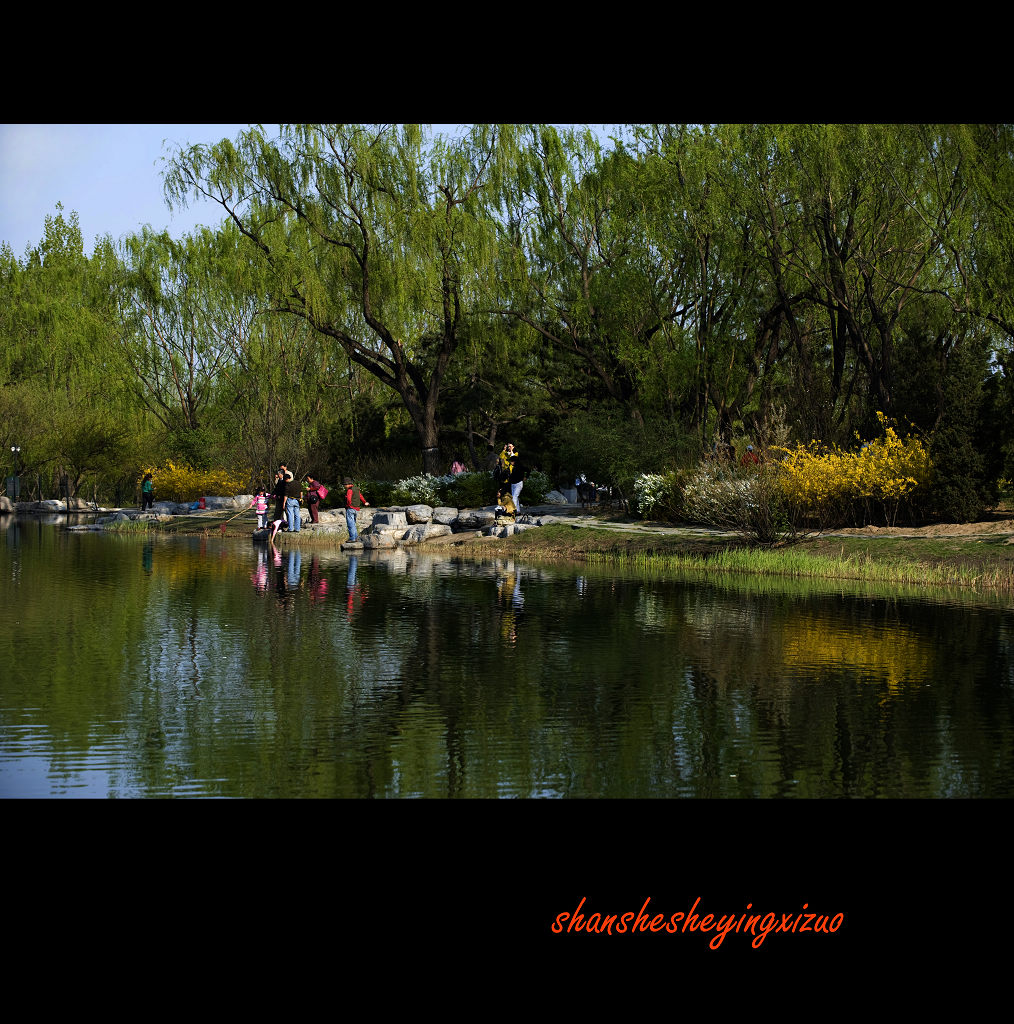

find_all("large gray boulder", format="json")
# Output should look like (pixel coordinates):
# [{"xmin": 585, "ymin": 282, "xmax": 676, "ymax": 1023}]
[
  {"xmin": 400, "ymin": 523, "xmax": 452, "ymax": 544},
  {"xmin": 304, "ymin": 520, "xmax": 344, "ymax": 534},
  {"xmin": 455, "ymin": 509, "xmax": 496, "ymax": 530},
  {"xmin": 362, "ymin": 531, "xmax": 397, "ymax": 549},
  {"xmin": 432, "ymin": 507, "xmax": 459, "ymax": 525},
  {"xmin": 205, "ymin": 494, "xmax": 250, "ymax": 510},
  {"xmin": 370, "ymin": 510, "xmax": 408, "ymax": 530},
  {"xmin": 405, "ymin": 504, "xmax": 433, "ymax": 524}
]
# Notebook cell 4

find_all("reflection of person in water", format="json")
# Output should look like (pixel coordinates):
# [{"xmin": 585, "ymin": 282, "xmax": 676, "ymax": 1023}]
[
  {"xmin": 496, "ymin": 564, "xmax": 525, "ymax": 645},
  {"xmin": 345, "ymin": 555, "xmax": 368, "ymax": 618},
  {"xmin": 271, "ymin": 544, "xmax": 296, "ymax": 607},
  {"xmin": 286, "ymin": 548, "xmax": 302, "ymax": 590},
  {"xmin": 251, "ymin": 546, "xmax": 269, "ymax": 592},
  {"xmin": 307, "ymin": 554, "xmax": 329, "ymax": 603}
]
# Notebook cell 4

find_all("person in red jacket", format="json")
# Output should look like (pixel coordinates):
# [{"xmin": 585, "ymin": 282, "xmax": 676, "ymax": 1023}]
[
  {"xmin": 305, "ymin": 476, "xmax": 323, "ymax": 524},
  {"xmin": 740, "ymin": 445, "xmax": 760, "ymax": 467},
  {"xmin": 343, "ymin": 477, "xmax": 369, "ymax": 542}
]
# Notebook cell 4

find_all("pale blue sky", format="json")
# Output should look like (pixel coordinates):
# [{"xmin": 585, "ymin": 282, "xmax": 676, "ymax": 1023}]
[
  {"xmin": 0, "ymin": 124, "xmax": 260, "ymax": 257},
  {"xmin": 0, "ymin": 124, "xmax": 623, "ymax": 259}
]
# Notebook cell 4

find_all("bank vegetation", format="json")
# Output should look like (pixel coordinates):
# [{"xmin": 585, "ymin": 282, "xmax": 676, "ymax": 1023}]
[{"xmin": 3, "ymin": 125, "xmax": 1014, "ymax": 535}]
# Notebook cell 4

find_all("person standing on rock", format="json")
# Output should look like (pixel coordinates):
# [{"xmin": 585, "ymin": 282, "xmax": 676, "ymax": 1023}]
[
  {"xmin": 304, "ymin": 475, "xmax": 323, "ymax": 524},
  {"xmin": 506, "ymin": 443, "xmax": 525, "ymax": 514},
  {"xmin": 141, "ymin": 473, "xmax": 154, "ymax": 511},
  {"xmin": 284, "ymin": 470, "xmax": 302, "ymax": 533},
  {"xmin": 343, "ymin": 477, "xmax": 369, "ymax": 543},
  {"xmin": 272, "ymin": 468, "xmax": 288, "ymax": 530}
]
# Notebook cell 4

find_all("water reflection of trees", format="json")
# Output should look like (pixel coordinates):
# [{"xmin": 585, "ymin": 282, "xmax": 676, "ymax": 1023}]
[{"xmin": 4, "ymin": 532, "xmax": 1014, "ymax": 797}]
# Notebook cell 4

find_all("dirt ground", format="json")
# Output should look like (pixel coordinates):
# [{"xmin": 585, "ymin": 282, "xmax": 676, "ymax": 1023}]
[{"xmin": 829, "ymin": 514, "xmax": 1014, "ymax": 541}]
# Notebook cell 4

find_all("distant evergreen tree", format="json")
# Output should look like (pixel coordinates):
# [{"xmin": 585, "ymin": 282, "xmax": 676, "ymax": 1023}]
[{"xmin": 894, "ymin": 323, "xmax": 995, "ymax": 521}]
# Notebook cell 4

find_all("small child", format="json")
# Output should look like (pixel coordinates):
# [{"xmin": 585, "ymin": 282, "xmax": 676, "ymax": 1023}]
[
  {"xmin": 252, "ymin": 486, "xmax": 269, "ymax": 530},
  {"xmin": 496, "ymin": 490, "xmax": 517, "ymax": 521}
]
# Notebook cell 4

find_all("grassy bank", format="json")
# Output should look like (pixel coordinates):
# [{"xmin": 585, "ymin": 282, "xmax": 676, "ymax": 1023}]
[{"xmin": 484, "ymin": 523, "xmax": 1014, "ymax": 594}]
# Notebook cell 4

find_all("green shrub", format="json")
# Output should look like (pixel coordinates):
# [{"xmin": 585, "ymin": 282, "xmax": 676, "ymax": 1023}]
[
  {"xmin": 521, "ymin": 469, "xmax": 551, "ymax": 504},
  {"xmin": 362, "ymin": 480, "xmax": 397, "ymax": 506},
  {"xmin": 634, "ymin": 471, "xmax": 687, "ymax": 521},
  {"xmin": 445, "ymin": 471, "xmax": 497, "ymax": 508}
]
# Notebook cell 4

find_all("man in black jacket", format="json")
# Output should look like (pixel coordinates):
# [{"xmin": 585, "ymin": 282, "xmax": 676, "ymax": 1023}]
[{"xmin": 506, "ymin": 443, "xmax": 525, "ymax": 514}]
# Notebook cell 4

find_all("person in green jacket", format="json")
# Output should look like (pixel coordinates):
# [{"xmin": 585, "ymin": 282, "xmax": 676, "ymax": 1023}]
[{"xmin": 141, "ymin": 473, "xmax": 154, "ymax": 511}]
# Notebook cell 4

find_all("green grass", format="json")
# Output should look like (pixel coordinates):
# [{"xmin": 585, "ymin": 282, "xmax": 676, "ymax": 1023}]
[
  {"xmin": 104, "ymin": 519, "xmax": 155, "ymax": 533},
  {"xmin": 594, "ymin": 539, "xmax": 1014, "ymax": 593}
]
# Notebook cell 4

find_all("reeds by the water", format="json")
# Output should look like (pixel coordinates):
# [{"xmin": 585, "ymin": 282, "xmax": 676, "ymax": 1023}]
[{"xmin": 592, "ymin": 545, "xmax": 1014, "ymax": 593}]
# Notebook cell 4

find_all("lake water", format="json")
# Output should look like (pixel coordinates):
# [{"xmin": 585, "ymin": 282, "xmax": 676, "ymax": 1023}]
[{"xmin": 2, "ymin": 518, "xmax": 1013, "ymax": 798}]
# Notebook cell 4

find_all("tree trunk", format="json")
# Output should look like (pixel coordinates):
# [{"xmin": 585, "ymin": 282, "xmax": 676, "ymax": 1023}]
[{"xmin": 415, "ymin": 412, "xmax": 442, "ymax": 475}]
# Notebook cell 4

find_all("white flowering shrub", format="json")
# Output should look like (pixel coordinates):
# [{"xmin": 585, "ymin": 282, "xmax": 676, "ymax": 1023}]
[
  {"xmin": 634, "ymin": 473, "xmax": 667, "ymax": 516},
  {"xmin": 633, "ymin": 470, "xmax": 687, "ymax": 522},
  {"xmin": 391, "ymin": 473, "xmax": 453, "ymax": 505},
  {"xmin": 380, "ymin": 468, "xmax": 553, "ymax": 509},
  {"xmin": 681, "ymin": 462, "xmax": 789, "ymax": 541}
]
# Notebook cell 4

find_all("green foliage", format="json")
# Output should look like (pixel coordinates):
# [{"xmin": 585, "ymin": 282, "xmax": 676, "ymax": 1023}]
[
  {"xmin": 520, "ymin": 469, "xmax": 551, "ymax": 504},
  {"xmin": 893, "ymin": 319, "xmax": 997, "ymax": 522},
  {"xmin": 444, "ymin": 470, "xmax": 498, "ymax": 508},
  {"xmin": 361, "ymin": 479, "xmax": 397, "ymax": 506},
  {"xmin": 6, "ymin": 126, "xmax": 1014, "ymax": 513},
  {"xmin": 164, "ymin": 124, "xmax": 528, "ymax": 474},
  {"xmin": 549, "ymin": 406, "xmax": 700, "ymax": 503}
]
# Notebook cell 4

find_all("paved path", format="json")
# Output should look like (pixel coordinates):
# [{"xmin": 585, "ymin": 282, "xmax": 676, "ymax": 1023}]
[{"xmin": 524, "ymin": 504, "xmax": 724, "ymax": 537}]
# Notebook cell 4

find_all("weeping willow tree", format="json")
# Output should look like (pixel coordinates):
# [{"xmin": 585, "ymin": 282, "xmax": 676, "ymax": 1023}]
[
  {"xmin": 117, "ymin": 224, "xmax": 246, "ymax": 459},
  {"xmin": 0, "ymin": 205, "xmax": 133, "ymax": 497},
  {"xmin": 163, "ymin": 123, "xmax": 524, "ymax": 475},
  {"xmin": 498, "ymin": 126, "xmax": 664, "ymax": 422}
]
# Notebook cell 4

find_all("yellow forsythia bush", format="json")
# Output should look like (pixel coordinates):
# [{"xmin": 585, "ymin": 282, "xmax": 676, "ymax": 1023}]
[
  {"xmin": 138, "ymin": 461, "xmax": 251, "ymax": 503},
  {"xmin": 774, "ymin": 415, "xmax": 932, "ymax": 528}
]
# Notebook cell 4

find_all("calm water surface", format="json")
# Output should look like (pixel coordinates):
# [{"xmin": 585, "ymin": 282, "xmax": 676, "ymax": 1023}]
[{"xmin": 2, "ymin": 519, "xmax": 1013, "ymax": 798}]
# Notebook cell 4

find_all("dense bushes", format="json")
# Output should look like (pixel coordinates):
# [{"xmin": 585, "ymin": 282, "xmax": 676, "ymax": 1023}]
[
  {"xmin": 774, "ymin": 419, "xmax": 932, "ymax": 529},
  {"xmin": 634, "ymin": 416, "xmax": 937, "ymax": 538},
  {"xmin": 633, "ymin": 471, "xmax": 687, "ymax": 521}
]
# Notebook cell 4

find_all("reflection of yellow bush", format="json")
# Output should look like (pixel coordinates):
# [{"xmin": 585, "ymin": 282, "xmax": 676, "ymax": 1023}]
[
  {"xmin": 781, "ymin": 616, "xmax": 934, "ymax": 694},
  {"xmin": 139, "ymin": 461, "xmax": 250, "ymax": 503},
  {"xmin": 774, "ymin": 415, "xmax": 932, "ymax": 527}
]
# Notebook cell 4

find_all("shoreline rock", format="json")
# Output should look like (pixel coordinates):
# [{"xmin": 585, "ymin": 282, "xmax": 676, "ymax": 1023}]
[{"xmin": 20, "ymin": 493, "xmax": 552, "ymax": 547}]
